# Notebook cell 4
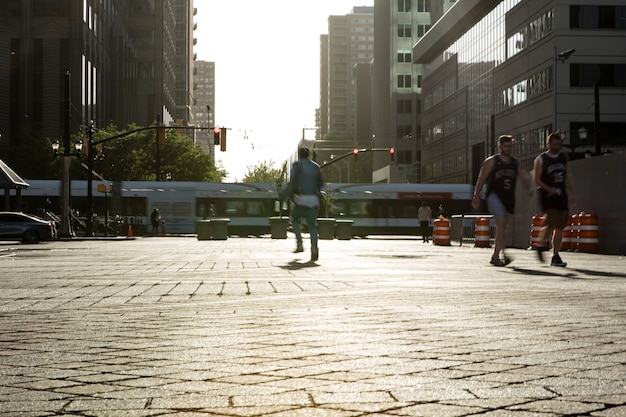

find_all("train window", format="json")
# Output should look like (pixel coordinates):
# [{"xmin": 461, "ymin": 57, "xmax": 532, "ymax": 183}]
[
  {"xmin": 348, "ymin": 200, "xmax": 371, "ymax": 217},
  {"xmin": 399, "ymin": 202, "xmax": 418, "ymax": 218},
  {"xmin": 246, "ymin": 201, "xmax": 266, "ymax": 216},
  {"xmin": 196, "ymin": 199, "xmax": 221, "ymax": 217},
  {"xmin": 329, "ymin": 201, "xmax": 346, "ymax": 217},
  {"xmin": 122, "ymin": 197, "xmax": 147, "ymax": 217},
  {"xmin": 371, "ymin": 201, "xmax": 387, "ymax": 218},
  {"xmin": 225, "ymin": 201, "xmax": 245, "ymax": 216},
  {"xmin": 155, "ymin": 202, "xmax": 191, "ymax": 220}
]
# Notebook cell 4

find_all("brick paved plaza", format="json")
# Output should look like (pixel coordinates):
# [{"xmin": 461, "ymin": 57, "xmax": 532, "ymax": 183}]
[{"xmin": 0, "ymin": 236, "xmax": 625, "ymax": 416}]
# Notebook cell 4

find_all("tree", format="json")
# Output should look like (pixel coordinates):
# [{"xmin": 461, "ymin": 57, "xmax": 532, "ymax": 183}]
[
  {"xmin": 4, "ymin": 124, "xmax": 227, "ymax": 182},
  {"xmin": 89, "ymin": 124, "xmax": 227, "ymax": 182},
  {"xmin": 240, "ymin": 160, "xmax": 283, "ymax": 183},
  {"xmin": 3, "ymin": 134, "xmax": 58, "ymax": 180}
]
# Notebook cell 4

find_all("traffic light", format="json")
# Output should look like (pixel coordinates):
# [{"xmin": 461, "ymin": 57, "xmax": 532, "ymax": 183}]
[
  {"xmin": 353, "ymin": 148, "xmax": 359, "ymax": 161},
  {"xmin": 389, "ymin": 147, "xmax": 395, "ymax": 162},
  {"xmin": 213, "ymin": 126, "xmax": 221, "ymax": 145},
  {"xmin": 220, "ymin": 127, "xmax": 227, "ymax": 152}
]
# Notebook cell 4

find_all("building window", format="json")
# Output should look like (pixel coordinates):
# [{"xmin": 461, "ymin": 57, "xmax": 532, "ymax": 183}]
[
  {"xmin": 570, "ymin": 6, "xmax": 626, "ymax": 29},
  {"xmin": 397, "ymin": 150, "xmax": 412, "ymax": 164},
  {"xmin": 397, "ymin": 99, "xmax": 412, "ymax": 113},
  {"xmin": 398, "ymin": 0, "xmax": 411, "ymax": 12},
  {"xmin": 397, "ymin": 125, "xmax": 412, "ymax": 138},
  {"xmin": 570, "ymin": 63, "xmax": 626, "ymax": 87},
  {"xmin": 417, "ymin": 24, "xmax": 432, "ymax": 37},
  {"xmin": 397, "ymin": 49, "xmax": 412, "ymax": 63},
  {"xmin": 398, "ymin": 24, "xmax": 412, "ymax": 38},
  {"xmin": 507, "ymin": 9, "xmax": 554, "ymax": 58},
  {"xmin": 417, "ymin": 0, "xmax": 431, "ymax": 13},
  {"xmin": 397, "ymin": 74, "xmax": 412, "ymax": 88}
]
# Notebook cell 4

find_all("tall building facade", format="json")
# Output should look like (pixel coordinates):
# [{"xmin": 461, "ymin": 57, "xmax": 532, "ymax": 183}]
[
  {"xmin": 322, "ymin": 7, "xmax": 374, "ymax": 137},
  {"xmin": 174, "ymin": 0, "xmax": 196, "ymax": 124},
  {"xmin": 413, "ymin": 0, "xmax": 626, "ymax": 184},
  {"xmin": 371, "ymin": 0, "xmax": 437, "ymax": 183},
  {"xmin": 192, "ymin": 61, "xmax": 215, "ymax": 157},
  {"xmin": 0, "ymin": 0, "xmax": 196, "ymax": 157}
]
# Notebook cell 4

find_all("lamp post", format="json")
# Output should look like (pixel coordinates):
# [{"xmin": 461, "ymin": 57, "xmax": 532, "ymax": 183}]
[
  {"xmin": 578, "ymin": 126, "xmax": 588, "ymax": 144},
  {"xmin": 85, "ymin": 120, "xmax": 95, "ymax": 236},
  {"xmin": 552, "ymin": 47, "xmax": 576, "ymax": 132},
  {"xmin": 51, "ymin": 139, "xmax": 83, "ymax": 238},
  {"xmin": 51, "ymin": 71, "xmax": 84, "ymax": 238}
]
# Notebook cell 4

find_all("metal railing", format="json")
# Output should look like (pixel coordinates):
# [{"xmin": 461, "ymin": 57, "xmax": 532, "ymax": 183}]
[{"xmin": 450, "ymin": 214, "xmax": 496, "ymax": 246}]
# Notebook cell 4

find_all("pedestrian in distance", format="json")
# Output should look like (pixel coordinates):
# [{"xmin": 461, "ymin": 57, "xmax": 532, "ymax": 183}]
[
  {"xmin": 281, "ymin": 147, "xmax": 325, "ymax": 262},
  {"xmin": 437, "ymin": 204, "xmax": 449, "ymax": 219},
  {"xmin": 150, "ymin": 208, "xmax": 160, "ymax": 234},
  {"xmin": 472, "ymin": 134, "xmax": 532, "ymax": 266},
  {"xmin": 533, "ymin": 132, "xmax": 576, "ymax": 267},
  {"xmin": 417, "ymin": 202, "xmax": 432, "ymax": 243}
]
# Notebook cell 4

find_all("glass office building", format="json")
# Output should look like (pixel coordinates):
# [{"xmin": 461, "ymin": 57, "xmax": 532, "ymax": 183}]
[{"xmin": 414, "ymin": 0, "xmax": 626, "ymax": 184}]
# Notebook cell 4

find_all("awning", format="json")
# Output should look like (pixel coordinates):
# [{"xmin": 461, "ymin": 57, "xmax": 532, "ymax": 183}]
[{"xmin": 0, "ymin": 158, "xmax": 30, "ymax": 189}]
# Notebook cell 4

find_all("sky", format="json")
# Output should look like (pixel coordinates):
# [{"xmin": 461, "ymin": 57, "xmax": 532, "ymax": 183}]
[{"xmin": 194, "ymin": 1, "xmax": 374, "ymax": 181}]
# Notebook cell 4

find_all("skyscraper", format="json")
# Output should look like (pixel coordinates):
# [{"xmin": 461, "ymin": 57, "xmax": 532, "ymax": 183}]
[
  {"xmin": 322, "ymin": 7, "xmax": 374, "ymax": 137},
  {"xmin": 0, "ymin": 0, "xmax": 196, "ymax": 157},
  {"xmin": 372, "ymin": 0, "xmax": 436, "ymax": 183}
]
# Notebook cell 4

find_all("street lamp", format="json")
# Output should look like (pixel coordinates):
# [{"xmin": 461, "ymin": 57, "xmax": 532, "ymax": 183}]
[
  {"xmin": 85, "ymin": 120, "xmax": 95, "ymax": 236},
  {"xmin": 51, "ymin": 139, "xmax": 83, "ymax": 238},
  {"xmin": 552, "ymin": 47, "xmax": 575, "ymax": 132}
]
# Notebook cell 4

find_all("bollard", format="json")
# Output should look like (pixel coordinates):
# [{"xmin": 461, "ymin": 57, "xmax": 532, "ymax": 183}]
[
  {"xmin": 576, "ymin": 212, "xmax": 599, "ymax": 252},
  {"xmin": 433, "ymin": 218, "xmax": 450, "ymax": 246},
  {"xmin": 474, "ymin": 217, "xmax": 491, "ymax": 247}
]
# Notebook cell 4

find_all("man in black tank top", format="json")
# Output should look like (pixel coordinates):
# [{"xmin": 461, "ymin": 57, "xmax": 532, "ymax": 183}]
[
  {"xmin": 473, "ymin": 135, "xmax": 532, "ymax": 266},
  {"xmin": 533, "ymin": 132, "xmax": 576, "ymax": 267}
]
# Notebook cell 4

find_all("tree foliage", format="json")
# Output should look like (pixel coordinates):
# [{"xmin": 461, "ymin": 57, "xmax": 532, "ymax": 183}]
[
  {"xmin": 4, "ymin": 124, "xmax": 226, "ymax": 183},
  {"xmin": 95, "ymin": 124, "xmax": 226, "ymax": 182},
  {"xmin": 2, "ymin": 134, "xmax": 58, "ymax": 180},
  {"xmin": 240, "ymin": 160, "xmax": 283, "ymax": 183}
]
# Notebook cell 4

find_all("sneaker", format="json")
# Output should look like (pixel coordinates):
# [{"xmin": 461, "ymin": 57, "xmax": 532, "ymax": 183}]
[
  {"xmin": 536, "ymin": 246, "xmax": 548, "ymax": 263},
  {"xmin": 503, "ymin": 253, "xmax": 513, "ymax": 265},
  {"xmin": 490, "ymin": 255, "xmax": 505, "ymax": 266},
  {"xmin": 310, "ymin": 247, "xmax": 319, "ymax": 262},
  {"xmin": 551, "ymin": 254, "xmax": 567, "ymax": 267},
  {"xmin": 294, "ymin": 246, "xmax": 304, "ymax": 253}
]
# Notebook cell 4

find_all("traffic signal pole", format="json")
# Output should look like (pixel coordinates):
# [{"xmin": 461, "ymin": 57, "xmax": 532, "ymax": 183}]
[{"xmin": 318, "ymin": 147, "xmax": 394, "ymax": 169}]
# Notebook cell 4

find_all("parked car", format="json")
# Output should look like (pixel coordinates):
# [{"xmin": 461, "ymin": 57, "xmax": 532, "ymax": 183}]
[{"xmin": 0, "ymin": 212, "xmax": 57, "ymax": 243}]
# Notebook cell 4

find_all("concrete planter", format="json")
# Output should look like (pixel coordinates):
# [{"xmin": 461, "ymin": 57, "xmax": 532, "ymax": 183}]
[
  {"xmin": 269, "ymin": 216, "xmax": 289, "ymax": 239},
  {"xmin": 335, "ymin": 219, "xmax": 353, "ymax": 240},
  {"xmin": 196, "ymin": 218, "xmax": 230, "ymax": 240},
  {"xmin": 317, "ymin": 218, "xmax": 336, "ymax": 240}
]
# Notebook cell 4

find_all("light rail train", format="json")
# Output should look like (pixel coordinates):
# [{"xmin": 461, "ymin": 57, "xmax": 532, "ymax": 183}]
[{"xmin": 17, "ymin": 180, "xmax": 474, "ymax": 237}]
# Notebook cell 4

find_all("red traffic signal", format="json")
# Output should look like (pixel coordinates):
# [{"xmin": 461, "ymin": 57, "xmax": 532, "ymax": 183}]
[
  {"xmin": 353, "ymin": 148, "xmax": 359, "ymax": 160},
  {"xmin": 213, "ymin": 126, "xmax": 221, "ymax": 145},
  {"xmin": 389, "ymin": 147, "xmax": 395, "ymax": 162}
]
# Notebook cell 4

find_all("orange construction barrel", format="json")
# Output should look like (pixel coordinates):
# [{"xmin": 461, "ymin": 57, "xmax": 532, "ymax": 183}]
[
  {"xmin": 529, "ymin": 215, "xmax": 543, "ymax": 248},
  {"xmin": 576, "ymin": 212, "xmax": 599, "ymax": 252},
  {"xmin": 474, "ymin": 217, "xmax": 491, "ymax": 247},
  {"xmin": 560, "ymin": 215, "xmax": 576, "ymax": 251},
  {"xmin": 433, "ymin": 218, "xmax": 450, "ymax": 246}
]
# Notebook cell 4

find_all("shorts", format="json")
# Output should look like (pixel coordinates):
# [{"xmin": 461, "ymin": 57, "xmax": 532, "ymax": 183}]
[
  {"xmin": 487, "ymin": 192, "xmax": 512, "ymax": 220},
  {"xmin": 543, "ymin": 209, "xmax": 569, "ymax": 229}
]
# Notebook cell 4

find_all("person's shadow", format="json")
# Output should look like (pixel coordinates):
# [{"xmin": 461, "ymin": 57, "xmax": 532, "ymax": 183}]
[
  {"xmin": 510, "ymin": 266, "xmax": 626, "ymax": 279},
  {"xmin": 278, "ymin": 259, "xmax": 320, "ymax": 270}
]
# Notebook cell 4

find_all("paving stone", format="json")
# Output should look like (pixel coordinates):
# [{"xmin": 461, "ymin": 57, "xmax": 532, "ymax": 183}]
[{"xmin": 0, "ymin": 237, "xmax": 625, "ymax": 415}]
